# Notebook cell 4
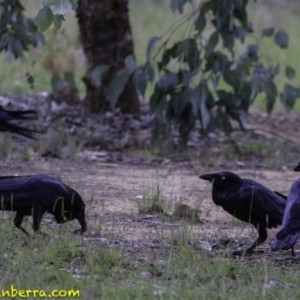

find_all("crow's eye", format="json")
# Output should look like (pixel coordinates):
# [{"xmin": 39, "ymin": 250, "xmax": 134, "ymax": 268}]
[
  {"xmin": 82, "ymin": 206, "xmax": 85, "ymax": 210},
  {"xmin": 221, "ymin": 176, "xmax": 225, "ymax": 180}
]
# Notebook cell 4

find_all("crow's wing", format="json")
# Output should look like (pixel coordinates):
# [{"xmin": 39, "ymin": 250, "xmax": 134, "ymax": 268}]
[
  {"xmin": 271, "ymin": 179, "xmax": 300, "ymax": 250},
  {"xmin": 238, "ymin": 179, "xmax": 286, "ymax": 226},
  {"xmin": 276, "ymin": 184, "xmax": 300, "ymax": 238},
  {"xmin": 0, "ymin": 175, "xmax": 68, "ymax": 208},
  {"xmin": 271, "ymin": 231, "xmax": 300, "ymax": 251},
  {"xmin": 274, "ymin": 191, "xmax": 288, "ymax": 200}
]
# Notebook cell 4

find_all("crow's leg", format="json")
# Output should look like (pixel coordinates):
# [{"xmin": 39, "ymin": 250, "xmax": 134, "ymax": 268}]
[
  {"xmin": 32, "ymin": 207, "xmax": 46, "ymax": 234},
  {"xmin": 292, "ymin": 247, "xmax": 296, "ymax": 257},
  {"xmin": 13, "ymin": 212, "xmax": 30, "ymax": 236},
  {"xmin": 246, "ymin": 224, "xmax": 267, "ymax": 254}
]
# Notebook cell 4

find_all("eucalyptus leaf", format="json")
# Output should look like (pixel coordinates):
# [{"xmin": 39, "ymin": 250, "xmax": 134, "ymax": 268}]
[
  {"xmin": 91, "ymin": 65, "xmax": 110, "ymax": 86},
  {"xmin": 146, "ymin": 36, "xmax": 160, "ymax": 61},
  {"xmin": 205, "ymin": 31, "xmax": 219, "ymax": 58},
  {"xmin": 262, "ymin": 27, "xmax": 274, "ymax": 37},
  {"xmin": 34, "ymin": 6, "xmax": 53, "ymax": 32},
  {"xmin": 53, "ymin": 14, "xmax": 65, "ymax": 30},
  {"xmin": 25, "ymin": 73, "xmax": 34, "ymax": 89},
  {"xmin": 195, "ymin": 13, "xmax": 206, "ymax": 35},
  {"xmin": 125, "ymin": 55, "xmax": 135, "ymax": 74},
  {"xmin": 274, "ymin": 30, "xmax": 289, "ymax": 49},
  {"xmin": 107, "ymin": 68, "xmax": 130, "ymax": 110},
  {"xmin": 51, "ymin": 0, "xmax": 73, "ymax": 15},
  {"xmin": 285, "ymin": 66, "xmax": 295, "ymax": 81},
  {"xmin": 51, "ymin": 74, "xmax": 62, "ymax": 97},
  {"xmin": 64, "ymin": 72, "xmax": 77, "ymax": 88}
]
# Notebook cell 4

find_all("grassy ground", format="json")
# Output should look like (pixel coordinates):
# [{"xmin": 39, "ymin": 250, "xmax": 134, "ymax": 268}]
[
  {"xmin": 2, "ymin": 230, "xmax": 300, "ymax": 300},
  {"xmin": 1, "ymin": 1, "xmax": 300, "ymax": 111},
  {"xmin": 0, "ymin": 151, "xmax": 296, "ymax": 300}
]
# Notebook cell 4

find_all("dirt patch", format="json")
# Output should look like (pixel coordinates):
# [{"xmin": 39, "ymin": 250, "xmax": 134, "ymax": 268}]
[{"xmin": 2, "ymin": 156, "xmax": 298, "ymax": 254}]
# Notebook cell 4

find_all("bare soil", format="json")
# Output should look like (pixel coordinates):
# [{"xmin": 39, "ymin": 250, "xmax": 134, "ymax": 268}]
[{"xmin": 2, "ymin": 155, "xmax": 299, "ymax": 256}]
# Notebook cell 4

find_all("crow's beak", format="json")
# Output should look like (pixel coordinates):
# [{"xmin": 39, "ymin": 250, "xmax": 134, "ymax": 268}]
[
  {"xmin": 294, "ymin": 162, "xmax": 300, "ymax": 172},
  {"xmin": 199, "ymin": 174, "xmax": 215, "ymax": 183},
  {"xmin": 77, "ymin": 216, "xmax": 87, "ymax": 233}
]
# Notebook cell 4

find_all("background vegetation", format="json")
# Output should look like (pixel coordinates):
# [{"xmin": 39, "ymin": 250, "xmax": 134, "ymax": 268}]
[{"xmin": 1, "ymin": 0, "xmax": 300, "ymax": 112}]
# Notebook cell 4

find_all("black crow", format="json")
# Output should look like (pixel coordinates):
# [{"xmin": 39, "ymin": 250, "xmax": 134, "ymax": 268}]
[
  {"xmin": 200, "ymin": 171, "xmax": 286, "ymax": 254},
  {"xmin": 271, "ymin": 162, "xmax": 300, "ymax": 256},
  {"xmin": 0, "ymin": 174, "xmax": 87, "ymax": 235},
  {"xmin": 0, "ymin": 106, "xmax": 39, "ymax": 139}
]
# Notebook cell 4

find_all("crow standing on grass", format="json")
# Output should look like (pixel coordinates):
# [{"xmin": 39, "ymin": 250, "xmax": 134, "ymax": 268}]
[
  {"xmin": 0, "ymin": 106, "xmax": 39, "ymax": 139},
  {"xmin": 271, "ymin": 162, "xmax": 300, "ymax": 256},
  {"xmin": 0, "ymin": 175, "xmax": 87, "ymax": 235},
  {"xmin": 200, "ymin": 171, "xmax": 286, "ymax": 254}
]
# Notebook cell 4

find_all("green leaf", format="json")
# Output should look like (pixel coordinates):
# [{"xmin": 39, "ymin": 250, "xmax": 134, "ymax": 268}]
[
  {"xmin": 25, "ymin": 73, "xmax": 34, "ymax": 89},
  {"xmin": 158, "ymin": 44, "xmax": 177, "ymax": 70},
  {"xmin": 216, "ymin": 110, "xmax": 232, "ymax": 134},
  {"xmin": 145, "ymin": 61, "xmax": 155, "ymax": 82},
  {"xmin": 271, "ymin": 64, "xmax": 280, "ymax": 77},
  {"xmin": 187, "ymin": 39, "xmax": 200, "ymax": 70},
  {"xmin": 190, "ymin": 81, "xmax": 211, "ymax": 130},
  {"xmin": 233, "ymin": 6, "xmax": 248, "ymax": 29},
  {"xmin": 150, "ymin": 84, "xmax": 164, "ymax": 113},
  {"xmin": 43, "ymin": 0, "xmax": 54, "ymax": 5},
  {"xmin": 107, "ymin": 68, "xmax": 130, "ymax": 110},
  {"xmin": 64, "ymin": 72, "xmax": 76, "ymax": 88},
  {"xmin": 205, "ymin": 31, "xmax": 219, "ymax": 58},
  {"xmin": 53, "ymin": 14, "xmax": 65, "ymax": 30},
  {"xmin": 170, "ymin": 0, "xmax": 192, "ymax": 13},
  {"xmin": 91, "ymin": 65, "xmax": 110, "ymax": 86},
  {"xmin": 172, "ymin": 92, "xmax": 188, "ymax": 116},
  {"xmin": 195, "ymin": 13, "xmax": 206, "ymax": 35},
  {"xmin": 146, "ymin": 36, "xmax": 160, "ymax": 61},
  {"xmin": 263, "ymin": 81, "xmax": 277, "ymax": 113},
  {"xmin": 51, "ymin": 74, "xmax": 62, "ymax": 97},
  {"xmin": 9, "ymin": 37, "xmax": 23, "ymax": 59},
  {"xmin": 199, "ymin": 1, "xmax": 212, "ymax": 15},
  {"xmin": 51, "ymin": 0, "xmax": 73, "ymax": 15},
  {"xmin": 264, "ymin": 80, "xmax": 277, "ymax": 99},
  {"xmin": 238, "ymin": 110, "xmax": 247, "ymax": 130},
  {"xmin": 262, "ymin": 27, "xmax": 274, "ymax": 37},
  {"xmin": 281, "ymin": 84, "xmax": 300, "ymax": 111},
  {"xmin": 34, "ymin": 6, "xmax": 53, "ymax": 32},
  {"xmin": 274, "ymin": 30, "xmax": 289, "ymax": 49},
  {"xmin": 69, "ymin": 0, "xmax": 78, "ymax": 9},
  {"xmin": 244, "ymin": 44, "xmax": 259, "ymax": 61},
  {"xmin": 224, "ymin": 68, "xmax": 240, "ymax": 90},
  {"xmin": 266, "ymin": 96, "xmax": 275, "ymax": 113},
  {"xmin": 157, "ymin": 73, "xmax": 178, "ymax": 92},
  {"xmin": 133, "ymin": 66, "xmax": 147, "ymax": 97},
  {"xmin": 125, "ymin": 55, "xmax": 135, "ymax": 74},
  {"xmin": 170, "ymin": 0, "xmax": 180, "ymax": 12},
  {"xmin": 234, "ymin": 26, "xmax": 247, "ymax": 43},
  {"xmin": 285, "ymin": 66, "xmax": 295, "ymax": 81}
]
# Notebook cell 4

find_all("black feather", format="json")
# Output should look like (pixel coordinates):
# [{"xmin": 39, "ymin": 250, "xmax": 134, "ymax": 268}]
[
  {"xmin": 0, "ymin": 106, "xmax": 39, "ymax": 139},
  {"xmin": 200, "ymin": 171, "xmax": 286, "ymax": 253},
  {"xmin": 271, "ymin": 172, "xmax": 300, "ymax": 255},
  {"xmin": 0, "ymin": 175, "xmax": 87, "ymax": 235}
]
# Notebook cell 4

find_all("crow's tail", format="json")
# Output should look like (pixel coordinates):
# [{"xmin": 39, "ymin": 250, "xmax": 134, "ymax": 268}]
[
  {"xmin": 0, "ymin": 107, "xmax": 38, "ymax": 121},
  {"xmin": 0, "ymin": 122, "xmax": 39, "ymax": 139}
]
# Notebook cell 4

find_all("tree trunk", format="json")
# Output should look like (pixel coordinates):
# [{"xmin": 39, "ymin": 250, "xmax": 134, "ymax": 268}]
[{"xmin": 76, "ymin": 0, "xmax": 139, "ymax": 114}]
